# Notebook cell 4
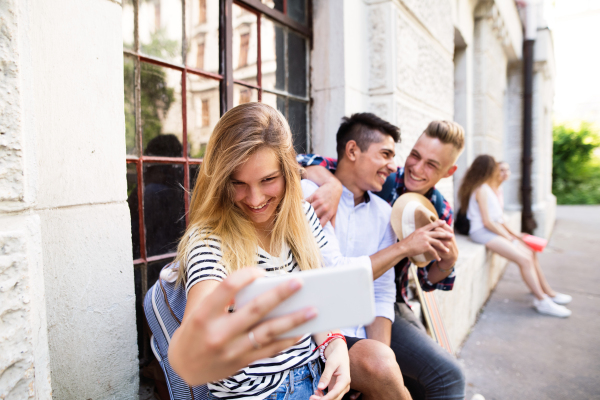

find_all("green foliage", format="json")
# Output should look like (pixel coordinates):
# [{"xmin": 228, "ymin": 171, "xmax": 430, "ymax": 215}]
[
  {"xmin": 123, "ymin": 29, "xmax": 180, "ymax": 155},
  {"xmin": 552, "ymin": 122, "xmax": 600, "ymax": 204}
]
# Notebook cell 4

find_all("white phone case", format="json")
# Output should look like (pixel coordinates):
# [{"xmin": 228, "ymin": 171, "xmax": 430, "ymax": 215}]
[{"xmin": 235, "ymin": 263, "xmax": 376, "ymax": 338}]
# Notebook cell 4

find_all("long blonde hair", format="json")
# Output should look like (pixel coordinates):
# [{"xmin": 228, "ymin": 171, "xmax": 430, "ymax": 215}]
[{"xmin": 175, "ymin": 102, "xmax": 321, "ymax": 284}]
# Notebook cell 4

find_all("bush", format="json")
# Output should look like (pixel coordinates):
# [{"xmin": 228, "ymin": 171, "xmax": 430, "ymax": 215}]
[{"xmin": 552, "ymin": 122, "xmax": 600, "ymax": 204}]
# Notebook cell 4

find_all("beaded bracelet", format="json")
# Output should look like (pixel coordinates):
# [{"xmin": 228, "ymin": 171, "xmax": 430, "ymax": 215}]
[{"xmin": 314, "ymin": 332, "xmax": 346, "ymax": 363}]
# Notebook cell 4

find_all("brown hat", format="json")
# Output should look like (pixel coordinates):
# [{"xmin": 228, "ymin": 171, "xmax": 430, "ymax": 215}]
[{"xmin": 391, "ymin": 193, "xmax": 438, "ymax": 267}]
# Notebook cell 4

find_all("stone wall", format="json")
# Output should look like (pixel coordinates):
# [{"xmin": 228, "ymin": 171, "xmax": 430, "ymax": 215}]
[
  {"xmin": 436, "ymin": 212, "xmax": 521, "ymax": 351},
  {"xmin": 1, "ymin": 0, "xmax": 139, "ymax": 398},
  {"xmin": 472, "ymin": 6, "xmax": 509, "ymax": 160},
  {"xmin": 0, "ymin": 0, "xmax": 52, "ymax": 398}
]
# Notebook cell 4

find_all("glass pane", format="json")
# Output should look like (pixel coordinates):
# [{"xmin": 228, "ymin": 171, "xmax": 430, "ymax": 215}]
[
  {"xmin": 261, "ymin": 0, "xmax": 284, "ymax": 13},
  {"xmin": 143, "ymin": 163, "xmax": 186, "ymax": 257},
  {"xmin": 122, "ymin": 0, "xmax": 135, "ymax": 50},
  {"xmin": 288, "ymin": 0, "xmax": 307, "ymax": 25},
  {"xmin": 233, "ymin": 4, "xmax": 258, "ymax": 83},
  {"xmin": 261, "ymin": 18, "xmax": 285, "ymax": 92},
  {"xmin": 187, "ymin": 74, "xmax": 220, "ymax": 158},
  {"xmin": 185, "ymin": 0, "xmax": 220, "ymax": 73},
  {"xmin": 262, "ymin": 92, "xmax": 286, "ymax": 116},
  {"xmin": 288, "ymin": 99, "xmax": 308, "ymax": 154},
  {"xmin": 141, "ymin": 63, "xmax": 183, "ymax": 157},
  {"xmin": 288, "ymin": 31, "xmax": 307, "ymax": 97},
  {"xmin": 139, "ymin": 0, "xmax": 183, "ymax": 64},
  {"xmin": 190, "ymin": 163, "xmax": 201, "ymax": 193},
  {"xmin": 126, "ymin": 163, "xmax": 141, "ymax": 260},
  {"xmin": 234, "ymin": 84, "xmax": 258, "ymax": 107},
  {"xmin": 124, "ymin": 55, "xmax": 138, "ymax": 156}
]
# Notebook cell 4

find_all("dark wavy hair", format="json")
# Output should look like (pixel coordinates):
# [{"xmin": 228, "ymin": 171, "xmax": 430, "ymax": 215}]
[
  {"xmin": 458, "ymin": 154, "xmax": 499, "ymax": 214},
  {"xmin": 336, "ymin": 113, "xmax": 401, "ymax": 159}
]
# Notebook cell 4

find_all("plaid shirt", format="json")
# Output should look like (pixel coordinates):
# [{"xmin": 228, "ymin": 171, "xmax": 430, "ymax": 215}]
[{"xmin": 297, "ymin": 154, "xmax": 456, "ymax": 304}]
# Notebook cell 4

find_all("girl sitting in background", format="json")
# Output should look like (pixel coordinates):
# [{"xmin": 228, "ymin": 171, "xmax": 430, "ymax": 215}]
[{"xmin": 458, "ymin": 155, "xmax": 572, "ymax": 318}]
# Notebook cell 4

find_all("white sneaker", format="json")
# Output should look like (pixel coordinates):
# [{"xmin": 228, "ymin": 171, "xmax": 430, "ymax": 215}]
[
  {"xmin": 550, "ymin": 292, "xmax": 572, "ymax": 305},
  {"xmin": 533, "ymin": 296, "xmax": 572, "ymax": 317},
  {"xmin": 471, "ymin": 395, "xmax": 486, "ymax": 400}
]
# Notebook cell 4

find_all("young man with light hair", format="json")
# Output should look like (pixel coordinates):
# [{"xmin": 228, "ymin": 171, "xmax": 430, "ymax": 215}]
[{"xmin": 298, "ymin": 119, "xmax": 466, "ymax": 400}]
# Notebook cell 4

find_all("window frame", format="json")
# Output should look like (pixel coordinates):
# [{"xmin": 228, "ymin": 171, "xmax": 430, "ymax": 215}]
[{"xmin": 124, "ymin": 0, "xmax": 312, "ymax": 365}]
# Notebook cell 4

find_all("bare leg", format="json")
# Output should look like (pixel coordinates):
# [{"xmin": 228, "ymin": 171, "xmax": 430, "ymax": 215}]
[
  {"xmin": 486, "ymin": 237, "xmax": 546, "ymax": 300},
  {"xmin": 347, "ymin": 339, "xmax": 412, "ymax": 400},
  {"xmin": 514, "ymin": 241, "xmax": 556, "ymax": 296}
]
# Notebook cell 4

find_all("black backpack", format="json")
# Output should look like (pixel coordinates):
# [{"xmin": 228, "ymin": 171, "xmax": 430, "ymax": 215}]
[{"xmin": 454, "ymin": 212, "xmax": 470, "ymax": 236}]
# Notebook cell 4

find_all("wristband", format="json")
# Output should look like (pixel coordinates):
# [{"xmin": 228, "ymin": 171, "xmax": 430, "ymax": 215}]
[
  {"xmin": 436, "ymin": 262, "xmax": 454, "ymax": 273},
  {"xmin": 314, "ymin": 332, "xmax": 346, "ymax": 363}
]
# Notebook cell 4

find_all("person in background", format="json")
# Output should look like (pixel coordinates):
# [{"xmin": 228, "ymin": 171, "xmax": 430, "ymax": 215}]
[
  {"xmin": 458, "ymin": 155, "xmax": 572, "ymax": 318},
  {"xmin": 494, "ymin": 161, "xmax": 510, "ymax": 209}
]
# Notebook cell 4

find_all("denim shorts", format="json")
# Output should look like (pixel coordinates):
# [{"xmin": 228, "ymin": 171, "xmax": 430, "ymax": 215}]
[
  {"xmin": 207, "ymin": 360, "xmax": 321, "ymax": 400},
  {"xmin": 267, "ymin": 360, "xmax": 321, "ymax": 400}
]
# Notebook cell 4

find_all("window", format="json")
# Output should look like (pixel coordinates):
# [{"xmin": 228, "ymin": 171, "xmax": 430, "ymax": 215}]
[
  {"xmin": 201, "ymin": 99, "xmax": 210, "ymax": 127},
  {"xmin": 199, "ymin": 0, "xmax": 207, "ymax": 23},
  {"xmin": 196, "ymin": 42, "xmax": 205, "ymax": 69},
  {"xmin": 121, "ymin": 0, "xmax": 311, "ymax": 389},
  {"xmin": 238, "ymin": 32, "xmax": 250, "ymax": 67}
]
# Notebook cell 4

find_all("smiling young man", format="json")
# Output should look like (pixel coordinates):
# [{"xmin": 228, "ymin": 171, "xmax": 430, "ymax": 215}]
[{"xmin": 298, "ymin": 119, "xmax": 466, "ymax": 400}]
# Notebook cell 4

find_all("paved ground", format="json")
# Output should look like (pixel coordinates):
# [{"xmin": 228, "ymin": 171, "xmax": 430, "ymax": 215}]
[{"xmin": 459, "ymin": 206, "xmax": 600, "ymax": 400}]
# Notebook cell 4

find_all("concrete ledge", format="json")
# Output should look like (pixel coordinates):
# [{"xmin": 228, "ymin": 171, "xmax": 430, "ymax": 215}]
[{"xmin": 433, "ymin": 212, "xmax": 521, "ymax": 351}]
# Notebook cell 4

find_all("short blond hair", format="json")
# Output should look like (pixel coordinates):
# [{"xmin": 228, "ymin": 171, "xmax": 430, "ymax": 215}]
[{"xmin": 423, "ymin": 120, "xmax": 465, "ymax": 152}]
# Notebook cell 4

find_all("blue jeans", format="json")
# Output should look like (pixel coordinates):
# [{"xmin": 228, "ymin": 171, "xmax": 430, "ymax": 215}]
[
  {"xmin": 267, "ymin": 360, "xmax": 321, "ymax": 400},
  {"xmin": 391, "ymin": 303, "xmax": 466, "ymax": 400},
  {"xmin": 207, "ymin": 360, "xmax": 321, "ymax": 400}
]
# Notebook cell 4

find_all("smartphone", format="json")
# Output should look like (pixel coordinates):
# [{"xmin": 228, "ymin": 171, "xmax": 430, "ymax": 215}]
[{"xmin": 235, "ymin": 263, "xmax": 376, "ymax": 338}]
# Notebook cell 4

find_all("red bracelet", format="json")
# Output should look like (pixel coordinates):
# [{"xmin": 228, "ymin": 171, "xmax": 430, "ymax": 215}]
[{"xmin": 314, "ymin": 332, "xmax": 346, "ymax": 362}]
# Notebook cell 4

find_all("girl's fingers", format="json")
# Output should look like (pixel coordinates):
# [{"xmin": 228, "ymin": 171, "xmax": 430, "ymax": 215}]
[
  {"xmin": 319, "ymin": 377, "xmax": 351, "ymax": 400},
  {"xmin": 249, "ymin": 307, "xmax": 317, "ymax": 349},
  {"xmin": 310, "ymin": 390, "xmax": 325, "ymax": 400},
  {"xmin": 317, "ymin": 364, "xmax": 334, "ymax": 391},
  {"xmin": 230, "ymin": 277, "xmax": 304, "ymax": 331},
  {"xmin": 205, "ymin": 268, "xmax": 265, "ymax": 318}
]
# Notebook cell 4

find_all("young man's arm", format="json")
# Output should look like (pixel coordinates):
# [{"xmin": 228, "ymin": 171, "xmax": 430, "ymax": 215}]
[
  {"xmin": 422, "ymin": 223, "xmax": 458, "ymax": 284},
  {"xmin": 302, "ymin": 178, "xmax": 453, "ymax": 281},
  {"xmin": 302, "ymin": 166, "xmax": 343, "ymax": 227},
  {"xmin": 365, "ymin": 317, "xmax": 392, "ymax": 346},
  {"xmin": 365, "ymin": 221, "xmax": 397, "ymax": 346},
  {"xmin": 419, "ymin": 195, "xmax": 458, "ymax": 289}
]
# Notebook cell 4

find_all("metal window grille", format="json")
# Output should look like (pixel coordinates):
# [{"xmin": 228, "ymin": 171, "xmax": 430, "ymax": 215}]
[{"xmin": 122, "ymin": 0, "xmax": 312, "ymax": 373}]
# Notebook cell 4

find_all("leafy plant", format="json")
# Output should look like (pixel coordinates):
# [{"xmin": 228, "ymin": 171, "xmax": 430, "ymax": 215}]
[
  {"xmin": 552, "ymin": 122, "xmax": 600, "ymax": 204},
  {"xmin": 123, "ymin": 29, "xmax": 180, "ymax": 155}
]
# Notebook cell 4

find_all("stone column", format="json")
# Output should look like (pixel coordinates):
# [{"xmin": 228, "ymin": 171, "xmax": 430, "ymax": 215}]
[
  {"xmin": 1, "ymin": 0, "xmax": 140, "ymax": 398},
  {"xmin": 1, "ymin": 0, "xmax": 52, "ymax": 398}
]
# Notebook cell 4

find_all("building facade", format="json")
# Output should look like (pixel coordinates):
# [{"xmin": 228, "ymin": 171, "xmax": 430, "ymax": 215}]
[{"xmin": 0, "ymin": 0, "xmax": 555, "ymax": 398}]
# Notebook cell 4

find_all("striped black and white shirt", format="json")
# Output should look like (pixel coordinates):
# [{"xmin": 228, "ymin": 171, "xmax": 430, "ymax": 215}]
[{"xmin": 185, "ymin": 202, "xmax": 328, "ymax": 400}]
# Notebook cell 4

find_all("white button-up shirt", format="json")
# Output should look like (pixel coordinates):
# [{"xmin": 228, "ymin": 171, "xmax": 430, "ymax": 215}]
[{"xmin": 302, "ymin": 180, "xmax": 396, "ymax": 338}]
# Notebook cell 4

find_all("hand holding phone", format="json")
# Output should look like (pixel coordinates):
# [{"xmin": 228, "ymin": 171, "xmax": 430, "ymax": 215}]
[{"xmin": 235, "ymin": 264, "xmax": 376, "ymax": 338}]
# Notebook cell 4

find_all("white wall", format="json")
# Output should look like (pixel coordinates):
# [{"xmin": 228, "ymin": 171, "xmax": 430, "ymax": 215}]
[
  {"xmin": 1, "ymin": 0, "xmax": 139, "ymax": 398},
  {"xmin": 1, "ymin": 0, "xmax": 52, "ymax": 398}
]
